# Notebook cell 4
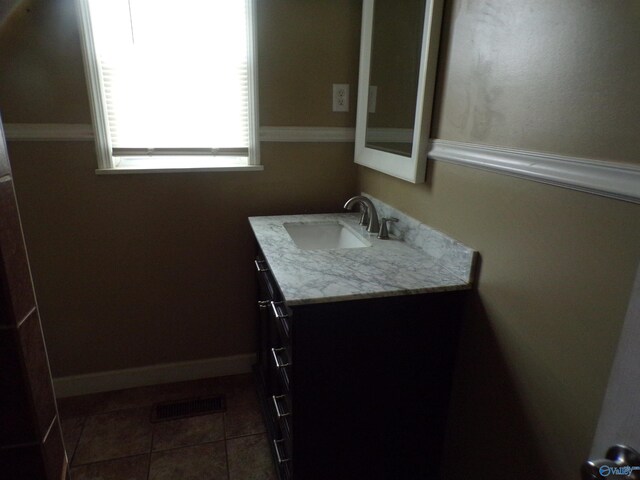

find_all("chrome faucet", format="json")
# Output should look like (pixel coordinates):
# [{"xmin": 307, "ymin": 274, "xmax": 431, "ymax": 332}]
[{"xmin": 343, "ymin": 196, "xmax": 380, "ymax": 233}]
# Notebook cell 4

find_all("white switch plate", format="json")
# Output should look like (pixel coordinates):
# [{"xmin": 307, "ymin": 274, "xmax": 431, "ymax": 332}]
[{"xmin": 333, "ymin": 84, "xmax": 349, "ymax": 112}]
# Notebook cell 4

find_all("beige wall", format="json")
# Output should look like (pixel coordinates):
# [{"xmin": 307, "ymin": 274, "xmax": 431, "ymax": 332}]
[
  {"xmin": 258, "ymin": 0, "xmax": 361, "ymax": 126},
  {"xmin": 432, "ymin": 0, "xmax": 640, "ymax": 164},
  {"xmin": 0, "ymin": 0, "xmax": 91, "ymax": 123},
  {"xmin": 0, "ymin": 0, "xmax": 361, "ymax": 375},
  {"xmin": 359, "ymin": 0, "xmax": 640, "ymax": 478}
]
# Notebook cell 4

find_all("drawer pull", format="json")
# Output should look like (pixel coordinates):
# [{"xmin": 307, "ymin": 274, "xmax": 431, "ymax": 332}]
[
  {"xmin": 254, "ymin": 259, "xmax": 269, "ymax": 273},
  {"xmin": 271, "ymin": 395, "xmax": 291, "ymax": 418},
  {"xmin": 271, "ymin": 347, "xmax": 291, "ymax": 368},
  {"xmin": 270, "ymin": 301, "xmax": 289, "ymax": 319},
  {"xmin": 270, "ymin": 301, "xmax": 291, "ymax": 338},
  {"xmin": 273, "ymin": 438, "xmax": 290, "ymax": 463}
]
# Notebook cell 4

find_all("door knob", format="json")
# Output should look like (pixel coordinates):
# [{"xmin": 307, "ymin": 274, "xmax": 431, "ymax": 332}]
[{"xmin": 582, "ymin": 445, "xmax": 640, "ymax": 479}]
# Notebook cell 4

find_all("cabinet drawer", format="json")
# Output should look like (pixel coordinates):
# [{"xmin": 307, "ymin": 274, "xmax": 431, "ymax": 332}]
[
  {"xmin": 270, "ymin": 301, "xmax": 291, "ymax": 344},
  {"xmin": 272, "ymin": 438, "xmax": 292, "ymax": 479},
  {"xmin": 255, "ymin": 256, "xmax": 281, "ymax": 302},
  {"xmin": 271, "ymin": 394, "xmax": 293, "ymax": 479},
  {"xmin": 266, "ymin": 414, "xmax": 292, "ymax": 480},
  {"xmin": 270, "ymin": 346, "xmax": 291, "ymax": 392},
  {"xmin": 270, "ymin": 394, "xmax": 292, "ymax": 439},
  {"xmin": 270, "ymin": 394, "xmax": 293, "ymax": 467}
]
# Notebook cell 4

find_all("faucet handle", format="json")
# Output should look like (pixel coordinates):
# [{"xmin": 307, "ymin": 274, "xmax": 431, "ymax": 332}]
[{"xmin": 377, "ymin": 217, "xmax": 398, "ymax": 240}]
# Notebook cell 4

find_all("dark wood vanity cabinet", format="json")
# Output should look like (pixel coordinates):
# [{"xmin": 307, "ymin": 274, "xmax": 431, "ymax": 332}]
[{"xmin": 254, "ymin": 253, "xmax": 466, "ymax": 480}]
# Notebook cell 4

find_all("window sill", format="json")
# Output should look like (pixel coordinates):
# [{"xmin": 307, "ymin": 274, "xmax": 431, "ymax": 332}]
[
  {"xmin": 96, "ymin": 165, "xmax": 264, "ymax": 175},
  {"xmin": 95, "ymin": 157, "xmax": 264, "ymax": 175}
]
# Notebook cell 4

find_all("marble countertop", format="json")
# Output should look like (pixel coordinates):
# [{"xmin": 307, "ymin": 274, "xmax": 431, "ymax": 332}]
[{"xmin": 249, "ymin": 209, "xmax": 476, "ymax": 306}]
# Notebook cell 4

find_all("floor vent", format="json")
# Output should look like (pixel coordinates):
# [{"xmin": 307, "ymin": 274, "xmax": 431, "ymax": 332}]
[{"xmin": 151, "ymin": 395, "xmax": 226, "ymax": 422}]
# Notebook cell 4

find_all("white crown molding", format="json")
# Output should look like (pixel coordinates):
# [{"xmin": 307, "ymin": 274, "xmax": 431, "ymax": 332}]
[
  {"xmin": 429, "ymin": 139, "xmax": 640, "ymax": 204},
  {"xmin": 259, "ymin": 126, "xmax": 355, "ymax": 143},
  {"xmin": 4, "ymin": 123, "xmax": 95, "ymax": 141},
  {"xmin": 52, "ymin": 353, "xmax": 256, "ymax": 398}
]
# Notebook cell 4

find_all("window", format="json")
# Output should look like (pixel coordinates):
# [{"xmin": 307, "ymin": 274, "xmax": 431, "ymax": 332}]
[{"xmin": 76, "ymin": 0, "xmax": 260, "ymax": 173}]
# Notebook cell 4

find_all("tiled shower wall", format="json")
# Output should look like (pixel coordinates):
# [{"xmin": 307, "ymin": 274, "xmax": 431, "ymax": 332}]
[{"xmin": 0, "ymin": 123, "xmax": 68, "ymax": 478}]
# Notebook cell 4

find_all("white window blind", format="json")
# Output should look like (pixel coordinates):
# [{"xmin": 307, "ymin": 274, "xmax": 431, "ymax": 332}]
[{"xmin": 78, "ymin": 0, "xmax": 260, "ymax": 171}]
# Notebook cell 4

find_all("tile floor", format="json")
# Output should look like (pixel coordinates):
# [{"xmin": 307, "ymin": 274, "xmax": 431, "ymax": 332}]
[{"xmin": 57, "ymin": 374, "xmax": 277, "ymax": 480}]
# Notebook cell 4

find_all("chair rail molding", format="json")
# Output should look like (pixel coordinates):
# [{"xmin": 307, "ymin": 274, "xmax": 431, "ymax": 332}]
[
  {"xmin": 4, "ymin": 123, "xmax": 356, "ymax": 143},
  {"xmin": 429, "ymin": 139, "xmax": 640, "ymax": 204},
  {"xmin": 4, "ymin": 124, "xmax": 638, "ymax": 203},
  {"xmin": 259, "ymin": 126, "xmax": 355, "ymax": 142}
]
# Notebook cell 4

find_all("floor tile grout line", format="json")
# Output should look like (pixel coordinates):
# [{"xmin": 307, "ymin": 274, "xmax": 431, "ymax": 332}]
[
  {"xmin": 70, "ymin": 452, "xmax": 151, "ymax": 469},
  {"xmin": 146, "ymin": 449, "xmax": 152, "ymax": 480},
  {"xmin": 64, "ymin": 402, "xmax": 231, "ymax": 423},
  {"xmin": 148, "ymin": 438, "xmax": 230, "ymax": 456},
  {"xmin": 223, "ymin": 411, "xmax": 231, "ymax": 480},
  {"xmin": 68, "ymin": 416, "xmax": 87, "ymax": 467},
  {"xmin": 149, "ymin": 419, "xmax": 156, "ymax": 454},
  {"xmin": 226, "ymin": 430, "xmax": 268, "ymax": 441},
  {"xmin": 148, "ymin": 418, "xmax": 155, "ymax": 480},
  {"xmin": 145, "ymin": 431, "xmax": 268, "ymax": 456},
  {"xmin": 224, "ymin": 440, "xmax": 231, "ymax": 480}
]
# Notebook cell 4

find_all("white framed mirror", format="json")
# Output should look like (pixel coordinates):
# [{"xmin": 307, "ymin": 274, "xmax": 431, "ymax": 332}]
[{"xmin": 355, "ymin": 0, "xmax": 444, "ymax": 184}]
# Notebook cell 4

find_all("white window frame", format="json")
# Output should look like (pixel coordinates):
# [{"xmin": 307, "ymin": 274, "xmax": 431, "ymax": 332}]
[{"xmin": 75, "ymin": 0, "xmax": 262, "ymax": 174}]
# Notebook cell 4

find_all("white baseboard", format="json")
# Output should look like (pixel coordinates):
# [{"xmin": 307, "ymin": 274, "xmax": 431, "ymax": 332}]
[{"xmin": 52, "ymin": 353, "xmax": 256, "ymax": 398}]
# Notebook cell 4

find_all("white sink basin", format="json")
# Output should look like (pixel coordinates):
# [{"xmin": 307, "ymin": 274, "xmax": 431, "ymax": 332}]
[{"xmin": 283, "ymin": 221, "xmax": 371, "ymax": 250}]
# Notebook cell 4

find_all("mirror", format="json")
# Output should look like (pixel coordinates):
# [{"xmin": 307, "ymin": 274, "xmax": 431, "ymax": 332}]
[
  {"xmin": 355, "ymin": 0, "xmax": 443, "ymax": 183},
  {"xmin": 366, "ymin": 0, "xmax": 425, "ymax": 157}
]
